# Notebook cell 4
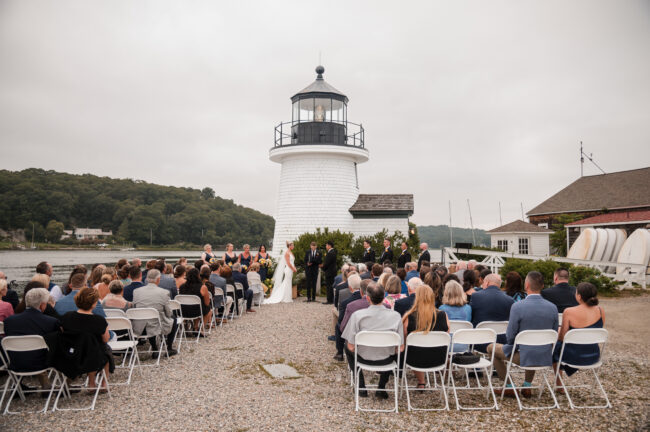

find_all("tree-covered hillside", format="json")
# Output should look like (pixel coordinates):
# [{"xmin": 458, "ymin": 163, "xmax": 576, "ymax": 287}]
[
  {"xmin": 0, "ymin": 169, "xmax": 275, "ymax": 247},
  {"xmin": 417, "ymin": 225, "xmax": 489, "ymax": 248}
]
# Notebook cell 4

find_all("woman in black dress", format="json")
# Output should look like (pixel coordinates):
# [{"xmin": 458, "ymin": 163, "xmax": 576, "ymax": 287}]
[
  {"xmin": 402, "ymin": 284, "xmax": 450, "ymax": 388},
  {"xmin": 179, "ymin": 267, "xmax": 212, "ymax": 334},
  {"xmin": 60, "ymin": 287, "xmax": 112, "ymax": 391}
]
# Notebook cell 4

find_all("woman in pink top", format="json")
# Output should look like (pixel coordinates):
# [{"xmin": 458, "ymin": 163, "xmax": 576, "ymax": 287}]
[
  {"xmin": 101, "ymin": 280, "xmax": 132, "ymax": 310},
  {"xmin": 382, "ymin": 275, "xmax": 405, "ymax": 309},
  {"xmin": 0, "ymin": 279, "xmax": 15, "ymax": 321}
]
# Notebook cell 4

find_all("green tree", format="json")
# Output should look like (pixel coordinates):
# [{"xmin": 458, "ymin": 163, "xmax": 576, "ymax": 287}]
[
  {"xmin": 44, "ymin": 220, "xmax": 65, "ymax": 243},
  {"xmin": 550, "ymin": 213, "xmax": 584, "ymax": 256}
]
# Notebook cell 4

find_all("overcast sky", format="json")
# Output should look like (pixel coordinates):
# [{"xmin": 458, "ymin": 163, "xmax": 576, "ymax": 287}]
[{"xmin": 1, "ymin": 0, "xmax": 649, "ymax": 229}]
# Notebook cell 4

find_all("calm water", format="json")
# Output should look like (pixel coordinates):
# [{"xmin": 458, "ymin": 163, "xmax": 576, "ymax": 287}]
[{"xmin": 0, "ymin": 249, "xmax": 207, "ymax": 293}]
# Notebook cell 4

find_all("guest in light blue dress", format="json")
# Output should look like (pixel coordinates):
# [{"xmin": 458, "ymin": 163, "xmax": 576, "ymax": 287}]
[{"xmin": 439, "ymin": 280, "xmax": 472, "ymax": 352}]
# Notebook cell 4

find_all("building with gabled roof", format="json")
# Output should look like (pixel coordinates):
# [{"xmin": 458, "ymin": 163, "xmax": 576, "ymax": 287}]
[{"xmin": 488, "ymin": 220, "xmax": 552, "ymax": 256}]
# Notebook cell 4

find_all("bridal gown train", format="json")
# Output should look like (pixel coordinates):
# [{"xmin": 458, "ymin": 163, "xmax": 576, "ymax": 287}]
[{"xmin": 264, "ymin": 253, "xmax": 294, "ymax": 304}]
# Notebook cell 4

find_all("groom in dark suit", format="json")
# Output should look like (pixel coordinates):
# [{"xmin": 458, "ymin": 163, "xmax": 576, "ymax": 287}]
[
  {"xmin": 320, "ymin": 241, "xmax": 337, "ymax": 304},
  {"xmin": 304, "ymin": 241, "xmax": 322, "ymax": 302}
]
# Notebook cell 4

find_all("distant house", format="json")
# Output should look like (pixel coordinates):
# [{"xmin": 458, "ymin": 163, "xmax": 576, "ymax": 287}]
[
  {"xmin": 564, "ymin": 210, "xmax": 650, "ymax": 248},
  {"xmin": 526, "ymin": 167, "xmax": 650, "ymax": 229},
  {"xmin": 61, "ymin": 228, "xmax": 113, "ymax": 241},
  {"xmin": 348, "ymin": 194, "xmax": 414, "ymax": 238},
  {"xmin": 487, "ymin": 220, "xmax": 552, "ymax": 256}
]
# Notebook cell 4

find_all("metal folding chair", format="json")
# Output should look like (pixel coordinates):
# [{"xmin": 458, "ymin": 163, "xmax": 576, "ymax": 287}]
[
  {"xmin": 126, "ymin": 308, "xmax": 169, "ymax": 366},
  {"xmin": 402, "ymin": 331, "xmax": 450, "ymax": 411},
  {"xmin": 174, "ymin": 295, "xmax": 205, "ymax": 344},
  {"xmin": 106, "ymin": 317, "xmax": 141, "ymax": 385}
]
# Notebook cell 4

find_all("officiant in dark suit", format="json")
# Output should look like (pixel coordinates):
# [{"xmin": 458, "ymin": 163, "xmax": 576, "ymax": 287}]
[
  {"xmin": 417, "ymin": 242, "xmax": 430, "ymax": 271},
  {"xmin": 304, "ymin": 242, "xmax": 322, "ymax": 302},
  {"xmin": 362, "ymin": 240, "xmax": 375, "ymax": 263},
  {"xmin": 379, "ymin": 238, "xmax": 393, "ymax": 264},
  {"xmin": 320, "ymin": 241, "xmax": 337, "ymax": 304},
  {"xmin": 397, "ymin": 242, "xmax": 411, "ymax": 268}
]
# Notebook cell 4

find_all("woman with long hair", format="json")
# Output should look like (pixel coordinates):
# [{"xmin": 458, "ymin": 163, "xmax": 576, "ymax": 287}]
[
  {"xmin": 462, "ymin": 269, "xmax": 479, "ymax": 297},
  {"xmin": 402, "ymin": 285, "xmax": 450, "ymax": 388},
  {"xmin": 423, "ymin": 271, "xmax": 443, "ymax": 307},
  {"xmin": 223, "ymin": 243, "xmax": 237, "ymax": 267},
  {"xmin": 179, "ymin": 267, "xmax": 212, "ymax": 335},
  {"xmin": 238, "ymin": 244, "xmax": 252, "ymax": 272},
  {"xmin": 504, "ymin": 271, "xmax": 526, "ymax": 302}
]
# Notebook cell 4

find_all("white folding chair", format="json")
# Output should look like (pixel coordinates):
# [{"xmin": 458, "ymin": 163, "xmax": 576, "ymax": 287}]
[
  {"xmin": 174, "ymin": 295, "xmax": 205, "ymax": 344},
  {"xmin": 448, "ymin": 320, "xmax": 474, "ymax": 335},
  {"xmin": 554, "ymin": 328, "xmax": 610, "ymax": 409},
  {"xmin": 104, "ymin": 309, "xmax": 127, "ymax": 318},
  {"xmin": 353, "ymin": 331, "xmax": 401, "ymax": 413},
  {"xmin": 212, "ymin": 287, "xmax": 228, "ymax": 326},
  {"xmin": 476, "ymin": 321, "xmax": 509, "ymax": 336},
  {"xmin": 234, "ymin": 282, "xmax": 246, "ymax": 317},
  {"xmin": 126, "ymin": 308, "xmax": 169, "ymax": 366},
  {"xmin": 0, "ymin": 321, "xmax": 4, "ymax": 336},
  {"xmin": 167, "ymin": 299, "xmax": 186, "ymax": 351},
  {"xmin": 558, "ymin": 313, "xmax": 563, "ymax": 326},
  {"xmin": 251, "ymin": 284, "xmax": 264, "ymax": 307},
  {"xmin": 501, "ymin": 329, "xmax": 559, "ymax": 410},
  {"xmin": 225, "ymin": 285, "xmax": 237, "ymax": 320},
  {"xmin": 448, "ymin": 328, "xmax": 499, "ymax": 410},
  {"xmin": 0, "ymin": 335, "xmax": 64, "ymax": 414},
  {"xmin": 106, "ymin": 317, "xmax": 141, "ymax": 385},
  {"xmin": 402, "ymin": 331, "xmax": 450, "ymax": 411}
]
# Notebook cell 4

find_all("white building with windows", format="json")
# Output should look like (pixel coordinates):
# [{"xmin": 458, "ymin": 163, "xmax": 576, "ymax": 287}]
[
  {"xmin": 270, "ymin": 66, "xmax": 413, "ymax": 252},
  {"xmin": 487, "ymin": 220, "xmax": 552, "ymax": 256}
]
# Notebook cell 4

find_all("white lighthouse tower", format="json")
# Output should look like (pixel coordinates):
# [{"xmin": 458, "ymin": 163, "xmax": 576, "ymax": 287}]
[{"xmin": 270, "ymin": 66, "xmax": 369, "ymax": 253}]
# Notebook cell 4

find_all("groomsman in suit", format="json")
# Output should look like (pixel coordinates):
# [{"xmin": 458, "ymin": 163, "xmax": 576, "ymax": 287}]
[
  {"xmin": 304, "ymin": 241, "xmax": 322, "ymax": 302},
  {"xmin": 417, "ymin": 242, "xmax": 430, "ymax": 271},
  {"xmin": 362, "ymin": 240, "xmax": 375, "ymax": 263},
  {"xmin": 397, "ymin": 241, "xmax": 411, "ymax": 268},
  {"xmin": 379, "ymin": 238, "xmax": 393, "ymax": 264},
  {"xmin": 320, "ymin": 241, "xmax": 338, "ymax": 304}
]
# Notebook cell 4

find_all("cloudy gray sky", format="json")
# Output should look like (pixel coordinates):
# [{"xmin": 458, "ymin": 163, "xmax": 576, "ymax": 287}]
[{"xmin": 1, "ymin": 0, "xmax": 649, "ymax": 229}]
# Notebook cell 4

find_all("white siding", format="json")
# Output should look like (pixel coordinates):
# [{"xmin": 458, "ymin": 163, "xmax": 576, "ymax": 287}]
[
  {"xmin": 351, "ymin": 218, "xmax": 410, "ymax": 238},
  {"xmin": 490, "ymin": 233, "xmax": 550, "ymax": 256},
  {"xmin": 530, "ymin": 234, "xmax": 550, "ymax": 256}
]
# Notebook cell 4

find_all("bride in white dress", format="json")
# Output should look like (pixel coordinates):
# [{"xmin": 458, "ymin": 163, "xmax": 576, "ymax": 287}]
[{"xmin": 264, "ymin": 241, "xmax": 296, "ymax": 304}]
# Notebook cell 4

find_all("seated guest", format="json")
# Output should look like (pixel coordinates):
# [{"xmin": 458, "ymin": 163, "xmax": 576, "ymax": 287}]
[
  {"xmin": 174, "ymin": 265, "xmax": 187, "ymax": 291},
  {"xmin": 3, "ymin": 288, "xmax": 60, "ymax": 389},
  {"xmin": 396, "ymin": 268, "xmax": 409, "ymax": 295},
  {"xmin": 123, "ymin": 265, "xmax": 145, "ymax": 302},
  {"xmin": 60, "ymin": 287, "xmax": 113, "ymax": 390},
  {"xmin": 334, "ymin": 266, "xmax": 351, "ymax": 308},
  {"xmin": 17, "ymin": 281, "xmax": 61, "ymax": 319},
  {"xmin": 470, "ymin": 273, "xmax": 513, "ymax": 333},
  {"xmin": 0, "ymin": 278, "xmax": 14, "ymax": 321},
  {"xmin": 118, "ymin": 265, "xmax": 131, "ymax": 286},
  {"xmin": 142, "ymin": 260, "xmax": 156, "ymax": 284},
  {"xmin": 394, "ymin": 277, "xmax": 423, "ymax": 316},
  {"xmin": 442, "ymin": 273, "xmax": 460, "ymax": 287},
  {"xmin": 435, "ymin": 266, "xmax": 448, "ymax": 282},
  {"xmin": 439, "ymin": 280, "xmax": 471, "ymax": 353},
  {"xmin": 209, "ymin": 263, "xmax": 233, "ymax": 314},
  {"xmin": 133, "ymin": 269, "xmax": 178, "ymax": 357},
  {"xmin": 360, "ymin": 262, "xmax": 373, "ymax": 280},
  {"xmin": 477, "ymin": 268, "xmax": 491, "ymax": 290},
  {"xmin": 404, "ymin": 262, "xmax": 419, "ymax": 282},
  {"xmin": 402, "ymin": 284, "xmax": 450, "ymax": 388},
  {"xmin": 1, "ymin": 270, "xmax": 19, "ymax": 310},
  {"xmin": 89, "ymin": 266, "xmax": 105, "ymax": 291},
  {"xmin": 55, "ymin": 272, "xmax": 107, "ymax": 318},
  {"xmin": 101, "ymin": 280, "xmax": 132, "ymax": 310},
  {"xmin": 370, "ymin": 263, "xmax": 383, "ymax": 282},
  {"xmin": 36, "ymin": 261, "xmax": 64, "ymax": 302},
  {"xmin": 342, "ymin": 282, "xmax": 404, "ymax": 398},
  {"xmin": 95, "ymin": 273, "xmax": 113, "ymax": 300},
  {"xmin": 357, "ymin": 263, "xmax": 368, "ymax": 280},
  {"xmin": 462, "ymin": 269, "xmax": 479, "ymax": 297},
  {"xmin": 419, "ymin": 266, "xmax": 431, "ymax": 282},
  {"xmin": 333, "ymin": 274, "xmax": 362, "ymax": 361},
  {"xmin": 504, "ymin": 271, "xmax": 526, "ymax": 302},
  {"xmin": 377, "ymin": 271, "xmax": 391, "ymax": 289},
  {"xmin": 333, "ymin": 264, "xmax": 349, "ymax": 290},
  {"xmin": 487, "ymin": 271, "xmax": 558, "ymax": 394},
  {"xmin": 423, "ymin": 271, "xmax": 443, "ymax": 307},
  {"xmin": 382, "ymin": 275, "xmax": 406, "ymax": 308},
  {"xmin": 553, "ymin": 282, "xmax": 604, "ymax": 385},
  {"xmin": 541, "ymin": 268, "xmax": 578, "ymax": 313},
  {"xmin": 340, "ymin": 280, "xmax": 374, "ymax": 332},
  {"xmin": 156, "ymin": 259, "xmax": 177, "ymax": 299},
  {"xmin": 454, "ymin": 261, "xmax": 467, "ymax": 283},
  {"xmin": 179, "ymin": 268, "xmax": 212, "ymax": 334},
  {"xmin": 247, "ymin": 262, "xmax": 264, "ymax": 304},
  {"xmin": 232, "ymin": 263, "xmax": 255, "ymax": 313},
  {"xmin": 175, "ymin": 257, "xmax": 187, "ymax": 268}
]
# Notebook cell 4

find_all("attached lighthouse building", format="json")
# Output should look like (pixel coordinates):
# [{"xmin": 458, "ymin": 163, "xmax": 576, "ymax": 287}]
[{"xmin": 270, "ymin": 66, "xmax": 413, "ymax": 252}]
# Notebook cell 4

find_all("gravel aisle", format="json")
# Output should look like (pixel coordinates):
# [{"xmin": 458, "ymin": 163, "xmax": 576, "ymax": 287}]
[{"xmin": 2, "ymin": 295, "xmax": 649, "ymax": 431}]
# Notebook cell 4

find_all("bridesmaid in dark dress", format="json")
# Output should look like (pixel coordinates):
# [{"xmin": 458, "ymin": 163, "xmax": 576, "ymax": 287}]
[
  {"xmin": 553, "ymin": 282, "xmax": 605, "ymax": 384},
  {"xmin": 238, "ymin": 244, "xmax": 252, "ymax": 273},
  {"xmin": 223, "ymin": 243, "xmax": 237, "ymax": 268},
  {"xmin": 255, "ymin": 245, "xmax": 270, "ymax": 282},
  {"xmin": 402, "ymin": 285, "xmax": 450, "ymax": 388}
]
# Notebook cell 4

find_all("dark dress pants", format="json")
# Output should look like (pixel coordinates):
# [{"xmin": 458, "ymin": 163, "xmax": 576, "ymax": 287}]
[
  {"xmin": 326, "ymin": 273, "xmax": 335, "ymax": 303},
  {"xmin": 305, "ymin": 270, "xmax": 318, "ymax": 300},
  {"xmin": 345, "ymin": 347, "xmax": 395, "ymax": 389}
]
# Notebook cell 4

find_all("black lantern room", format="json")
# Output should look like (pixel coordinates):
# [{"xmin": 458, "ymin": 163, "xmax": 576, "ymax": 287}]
[{"xmin": 274, "ymin": 66, "xmax": 364, "ymax": 148}]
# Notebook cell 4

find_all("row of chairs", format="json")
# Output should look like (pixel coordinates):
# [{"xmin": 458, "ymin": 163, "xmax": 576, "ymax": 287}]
[
  {"xmin": 351, "ymin": 327, "xmax": 610, "ymax": 413},
  {"xmin": 0, "ymin": 285, "xmax": 252, "ymax": 414}
]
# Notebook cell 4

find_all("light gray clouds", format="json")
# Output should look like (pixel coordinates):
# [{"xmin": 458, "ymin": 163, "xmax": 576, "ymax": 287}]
[{"xmin": 1, "ymin": 0, "xmax": 649, "ymax": 229}]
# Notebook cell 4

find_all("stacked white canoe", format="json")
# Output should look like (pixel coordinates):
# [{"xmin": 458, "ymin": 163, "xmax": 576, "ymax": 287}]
[{"xmin": 567, "ymin": 227, "xmax": 650, "ymax": 276}]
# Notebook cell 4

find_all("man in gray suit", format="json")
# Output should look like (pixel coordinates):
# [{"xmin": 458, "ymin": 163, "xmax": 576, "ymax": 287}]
[
  {"xmin": 487, "ymin": 271, "xmax": 558, "ymax": 396},
  {"xmin": 133, "ymin": 269, "xmax": 178, "ymax": 358}
]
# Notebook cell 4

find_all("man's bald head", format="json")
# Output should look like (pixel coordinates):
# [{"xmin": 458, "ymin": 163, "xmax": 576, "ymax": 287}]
[
  {"xmin": 456, "ymin": 261, "xmax": 467, "ymax": 270},
  {"xmin": 484, "ymin": 273, "xmax": 502, "ymax": 288}
]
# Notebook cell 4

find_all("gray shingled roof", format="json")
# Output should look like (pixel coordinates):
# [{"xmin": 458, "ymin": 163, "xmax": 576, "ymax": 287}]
[
  {"xmin": 349, "ymin": 194, "xmax": 414, "ymax": 216},
  {"xmin": 527, "ymin": 167, "xmax": 650, "ymax": 216},
  {"xmin": 488, "ymin": 220, "xmax": 553, "ymax": 234}
]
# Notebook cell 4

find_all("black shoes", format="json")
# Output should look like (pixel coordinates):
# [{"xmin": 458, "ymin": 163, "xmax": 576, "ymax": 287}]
[
  {"xmin": 358, "ymin": 390, "xmax": 368, "ymax": 398},
  {"xmin": 333, "ymin": 353, "xmax": 344, "ymax": 361},
  {"xmin": 376, "ymin": 390, "xmax": 389, "ymax": 400},
  {"xmin": 167, "ymin": 348, "xmax": 178, "ymax": 357}
]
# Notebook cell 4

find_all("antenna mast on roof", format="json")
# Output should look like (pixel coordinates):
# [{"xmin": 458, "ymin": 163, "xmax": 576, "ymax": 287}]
[{"xmin": 580, "ymin": 141, "xmax": 606, "ymax": 177}]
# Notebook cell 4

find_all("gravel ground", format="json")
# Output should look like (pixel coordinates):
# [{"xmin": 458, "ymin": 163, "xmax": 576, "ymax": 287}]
[{"xmin": 2, "ymin": 294, "xmax": 649, "ymax": 431}]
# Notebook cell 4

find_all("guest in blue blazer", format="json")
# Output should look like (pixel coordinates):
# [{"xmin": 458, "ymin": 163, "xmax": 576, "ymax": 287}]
[
  {"xmin": 469, "ymin": 273, "xmax": 514, "ymax": 343},
  {"xmin": 394, "ymin": 277, "xmax": 422, "ymax": 316},
  {"xmin": 487, "ymin": 271, "xmax": 558, "ymax": 388}
]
